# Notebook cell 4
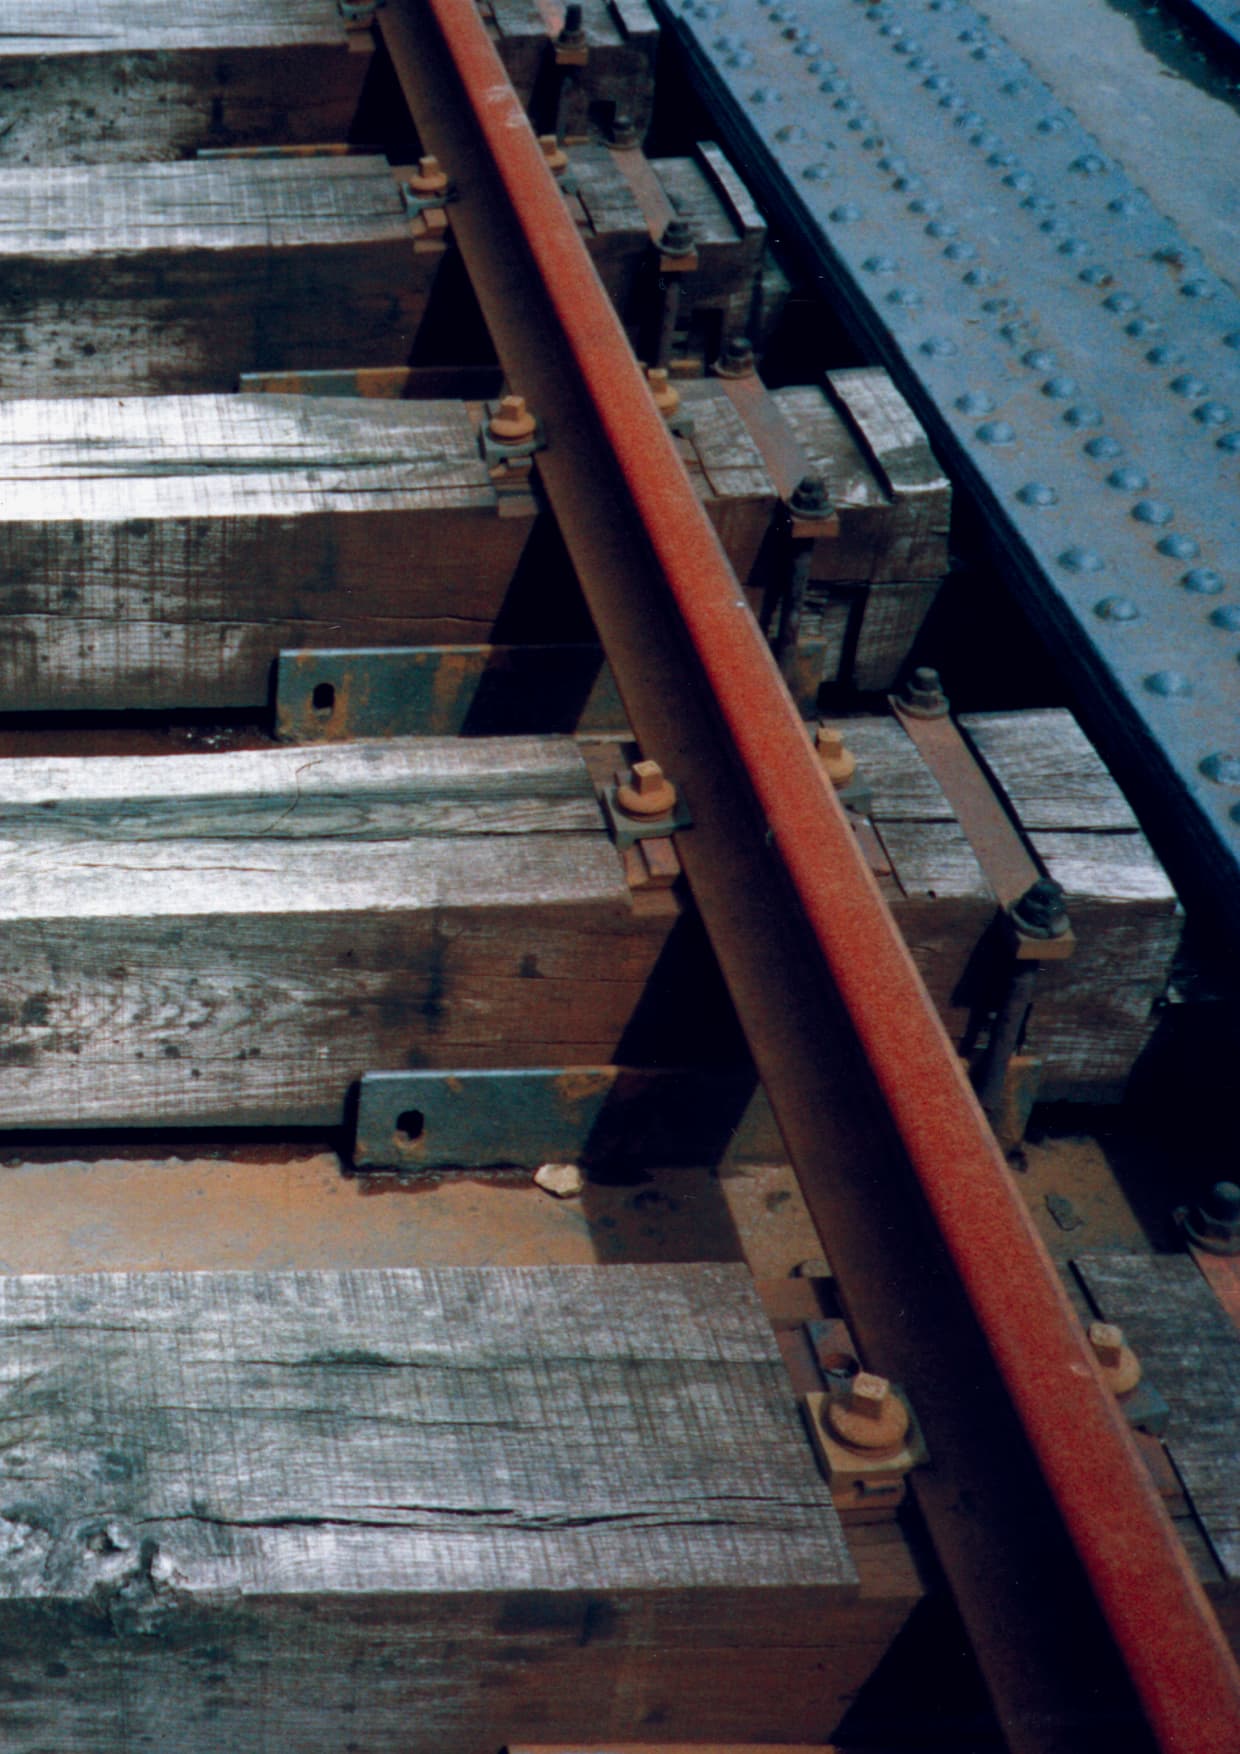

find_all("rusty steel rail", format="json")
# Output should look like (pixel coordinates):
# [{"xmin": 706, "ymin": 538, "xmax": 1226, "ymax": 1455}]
[{"xmin": 381, "ymin": 4, "xmax": 1240, "ymax": 1749}]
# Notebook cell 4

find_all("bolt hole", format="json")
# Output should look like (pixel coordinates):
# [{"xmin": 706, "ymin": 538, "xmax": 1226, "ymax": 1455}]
[
  {"xmin": 312, "ymin": 681, "xmax": 336, "ymax": 716},
  {"xmin": 394, "ymin": 1109, "xmax": 425, "ymax": 1145}
]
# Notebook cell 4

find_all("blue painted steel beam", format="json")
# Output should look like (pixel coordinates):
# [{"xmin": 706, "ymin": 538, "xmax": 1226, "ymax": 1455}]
[{"xmin": 654, "ymin": 0, "xmax": 1240, "ymax": 932}]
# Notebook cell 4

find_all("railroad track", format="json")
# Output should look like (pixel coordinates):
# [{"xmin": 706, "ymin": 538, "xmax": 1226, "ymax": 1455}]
[{"xmin": 0, "ymin": 2, "xmax": 1235, "ymax": 1751}]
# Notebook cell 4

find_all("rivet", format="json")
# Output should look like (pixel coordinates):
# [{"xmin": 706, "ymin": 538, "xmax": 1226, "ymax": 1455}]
[
  {"xmin": 924, "ymin": 74, "xmax": 951, "ymax": 90},
  {"xmin": 1060, "ymin": 546, "xmax": 1104, "ymax": 572},
  {"xmin": 1157, "ymin": 535, "xmax": 1200, "ymax": 560},
  {"xmin": 1224, "ymin": 332, "xmax": 1240, "ymax": 350},
  {"xmin": 987, "ymin": 150, "xmax": 1017, "ymax": 168},
  {"xmin": 926, "ymin": 220, "xmax": 957, "ymax": 238},
  {"xmin": 1037, "ymin": 115, "xmax": 1066, "ymax": 133},
  {"xmin": 1147, "ymin": 346, "xmax": 1185, "ymax": 366},
  {"xmin": 1063, "ymin": 405, "xmax": 1103, "ymax": 428},
  {"xmin": 1182, "ymin": 569, "xmax": 1223, "ymax": 595},
  {"xmin": 820, "ymin": 76, "xmax": 847, "ymax": 92},
  {"xmin": 887, "ymin": 287, "xmax": 923, "ymax": 306},
  {"xmin": 1210, "ymin": 606, "xmax": 1240, "ymax": 631},
  {"xmin": 1023, "ymin": 349, "xmax": 1056, "ymax": 371},
  {"xmin": 944, "ymin": 241, "xmax": 977, "ymax": 261},
  {"xmin": 1170, "ymin": 375, "xmax": 1208, "ymax": 397},
  {"xmin": 1058, "ymin": 239, "xmax": 1089, "ymax": 259},
  {"xmin": 774, "ymin": 122, "xmax": 806, "ymax": 142},
  {"xmin": 1079, "ymin": 266, "xmax": 1111, "ymax": 286},
  {"xmin": 920, "ymin": 337, "xmax": 958, "ymax": 356},
  {"xmin": 1201, "ymin": 753, "xmax": 1240, "ymax": 787},
  {"xmin": 1094, "ymin": 595, "xmax": 1139, "ymax": 620},
  {"xmin": 1022, "ymin": 195, "xmax": 1056, "ymax": 214},
  {"xmin": 1195, "ymin": 402, "xmax": 1233, "ymax": 425},
  {"xmin": 1042, "ymin": 375, "xmax": 1077, "ymax": 399},
  {"xmin": 956, "ymin": 110, "xmax": 984, "ymax": 129},
  {"xmin": 749, "ymin": 87, "xmax": 771, "ymax": 102},
  {"xmin": 877, "ymin": 155, "xmax": 908, "ymax": 174},
  {"xmin": 830, "ymin": 204, "xmax": 861, "ymax": 221},
  {"xmin": 833, "ymin": 96, "xmax": 857, "ymax": 112},
  {"xmin": 1218, "ymin": 433, "xmax": 1240, "ymax": 453},
  {"xmin": 864, "ymin": 254, "xmax": 899, "ymax": 272},
  {"xmin": 956, "ymin": 392, "xmax": 995, "ymax": 414},
  {"xmin": 1144, "ymin": 671, "xmax": 1193, "ymax": 697},
  {"xmin": 802, "ymin": 163, "xmax": 830, "ymax": 180},
  {"xmin": 1016, "ymin": 482, "xmax": 1058, "ymax": 506},
  {"xmin": 1181, "ymin": 279, "xmax": 1213, "ymax": 299},
  {"xmin": 1126, "ymin": 318, "xmax": 1160, "ymax": 338},
  {"xmin": 1004, "ymin": 172, "xmax": 1036, "ymax": 192},
  {"xmin": 976, "ymin": 419, "xmax": 1016, "ymax": 444},
  {"xmin": 940, "ymin": 93, "xmax": 965, "ymax": 109},
  {"xmin": 1103, "ymin": 292, "xmax": 1137, "ymax": 312},
  {"xmin": 1084, "ymin": 435, "xmax": 1123, "ymax": 459},
  {"xmin": 1107, "ymin": 467, "xmax": 1148, "ymax": 491},
  {"xmin": 1108, "ymin": 195, "xmax": 1141, "ymax": 214},
  {"xmin": 1132, "ymin": 500, "xmax": 1174, "ymax": 526},
  {"xmin": 1002, "ymin": 78, "xmax": 1026, "ymax": 94},
  {"xmin": 893, "ymin": 174, "xmax": 924, "ymax": 191},
  {"xmin": 910, "ymin": 196, "xmax": 943, "ymax": 215},
  {"xmin": 964, "ymin": 267, "xmax": 996, "ymax": 286},
  {"xmin": 1071, "ymin": 153, "xmax": 1107, "ymax": 174}
]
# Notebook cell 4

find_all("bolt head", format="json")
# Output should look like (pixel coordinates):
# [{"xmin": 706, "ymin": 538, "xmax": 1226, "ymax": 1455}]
[
  {"xmin": 1089, "ymin": 1321, "xmax": 1124, "ymax": 1369},
  {"xmin": 490, "ymin": 395, "xmax": 537, "ymax": 443},
  {"xmin": 849, "ymin": 1372, "xmax": 890, "ymax": 1415}
]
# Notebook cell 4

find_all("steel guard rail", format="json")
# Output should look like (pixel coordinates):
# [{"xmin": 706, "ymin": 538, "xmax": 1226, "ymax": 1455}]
[{"xmin": 381, "ymin": 4, "xmax": 1240, "ymax": 1749}]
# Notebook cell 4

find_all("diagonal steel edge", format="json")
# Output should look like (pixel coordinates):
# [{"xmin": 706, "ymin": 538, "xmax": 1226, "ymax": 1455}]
[{"xmin": 381, "ymin": 4, "xmax": 1240, "ymax": 1750}]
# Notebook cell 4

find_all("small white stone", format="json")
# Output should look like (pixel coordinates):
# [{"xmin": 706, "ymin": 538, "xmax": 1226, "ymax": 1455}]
[{"xmin": 533, "ymin": 1162, "xmax": 585, "ymax": 1199}]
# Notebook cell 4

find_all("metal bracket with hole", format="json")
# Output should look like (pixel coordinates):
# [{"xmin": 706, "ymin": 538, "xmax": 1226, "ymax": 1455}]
[{"xmin": 352, "ymin": 1065, "xmax": 762, "ymax": 1171}]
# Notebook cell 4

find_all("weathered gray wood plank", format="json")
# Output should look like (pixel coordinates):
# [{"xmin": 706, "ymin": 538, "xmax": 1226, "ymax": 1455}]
[
  {"xmin": 0, "ymin": 738, "xmax": 673, "ymax": 1127},
  {"xmin": 0, "ymin": 394, "xmax": 532, "ymax": 709},
  {"xmin": 0, "ymin": 1, "xmax": 367, "ymax": 164},
  {"xmin": 0, "ymin": 736, "xmax": 601, "ymax": 841},
  {"xmin": 0, "ymin": 1264, "xmax": 867, "ymax": 1751},
  {"xmin": 1073, "ymin": 1253, "xmax": 1240, "ymax": 1585},
  {"xmin": 961, "ymin": 710, "xmax": 1143, "ymax": 833},
  {"xmin": 0, "ymin": 158, "xmax": 429, "ymax": 395},
  {"xmin": 837, "ymin": 710, "xmax": 1182, "ymax": 1098}
]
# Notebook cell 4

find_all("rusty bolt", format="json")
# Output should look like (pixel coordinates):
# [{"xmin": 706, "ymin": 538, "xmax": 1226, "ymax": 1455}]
[
  {"xmin": 538, "ymin": 134, "xmax": 569, "ymax": 174},
  {"xmin": 609, "ymin": 113, "xmax": 639, "ymax": 149},
  {"xmin": 815, "ymin": 725, "xmax": 857, "ymax": 790},
  {"xmin": 407, "ymin": 155, "xmax": 449, "ymax": 196},
  {"xmin": 825, "ymin": 1371, "xmax": 911, "ymax": 1454},
  {"xmin": 659, "ymin": 216, "xmax": 695, "ymax": 258},
  {"xmin": 616, "ymin": 759, "xmax": 677, "ymax": 820},
  {"xmin": 1088, "ymin": 1321, "xmax": 1142, "ymax": 1397},
  {"xmin": 1011, "ymin": 877, "xmax": 1069, "ymax": 941},
  {"xmin": 646, "ymin": 366, "xmax": 680, "ymax": 418},
  {"xmin": 899, "ymin": 664, "xmax": 950, "ymax": 719},
  {"xmin": 489, "ymin": 394, "xmax": 538, "ymax": 444},
  {"xmin": 789, "ymin": 473, "xmax": 832, "ymax": 519},
  {"xmin": 715, "ymin": 335, "xmax": 756, "ymax": 378}
]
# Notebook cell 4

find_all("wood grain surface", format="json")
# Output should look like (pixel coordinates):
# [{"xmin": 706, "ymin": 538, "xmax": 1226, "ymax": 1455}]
[
  {"xmin": 0, "ymin": 1263, "xmax": 872, "ymax": 1751},
  {"xmin": 837, "ymin": 711, "xmax": 1181, "ymax": 1098},
  {"xmin": 0, "ymin": 738, "xmax": 674, "ymax": 1127},
  {"xmin": 0, "ymin": 157, "xmax": 428, "ymax": 394},
  {"xmin": 0, "ymin": 394, "xmax": 531, "ymax": 708},
  {"xmin": 1074, "ymin": 1252, "xmax": 1240, "ymax": 1587}
]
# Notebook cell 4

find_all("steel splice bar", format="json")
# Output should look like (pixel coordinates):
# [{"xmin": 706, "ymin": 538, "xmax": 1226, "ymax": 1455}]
[
  {"xmin": 382, "ymin": 3, "xmax": 1240, "ymax": 1749},
  {"xmin": 656, "ymin": 0, "xmax": 1240, "ymax": 939}
]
